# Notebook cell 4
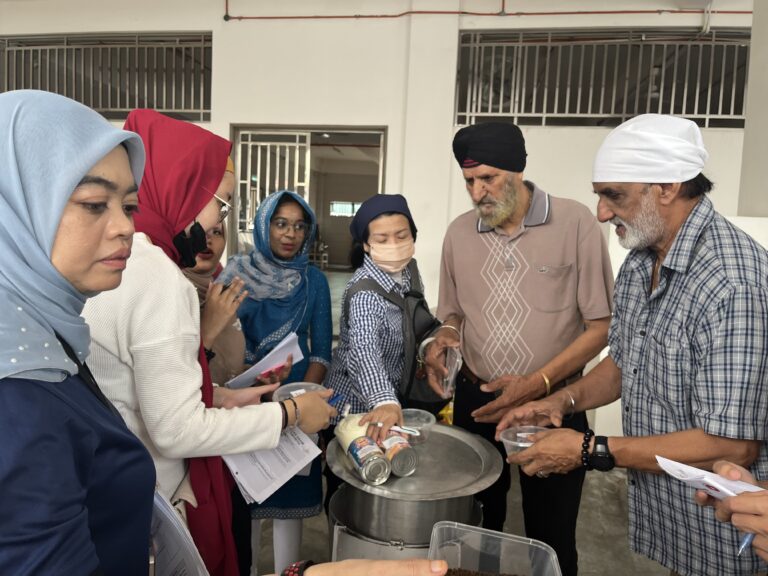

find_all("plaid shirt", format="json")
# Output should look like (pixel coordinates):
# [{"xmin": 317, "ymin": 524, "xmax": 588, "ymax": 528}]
[
  {"xmin": 608, "ymin": 196, "xmax": 768, "ymax": 575},
  {"xmin": 325, "ymin": 255, "xmax": 412, "ymax": 422}
]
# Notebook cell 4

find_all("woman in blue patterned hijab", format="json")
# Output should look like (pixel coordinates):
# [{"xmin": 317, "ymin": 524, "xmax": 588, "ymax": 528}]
[
  {"xmin": 219, "ymin": 190, "xmax": 332, "ymax": 574},
  {"xmin": 0, "ymin": 90, "xmax": 155, "ymax": 574},
  {"xmin": 219, "ymin": 190, "xmax": 331, "ymax": 376}
]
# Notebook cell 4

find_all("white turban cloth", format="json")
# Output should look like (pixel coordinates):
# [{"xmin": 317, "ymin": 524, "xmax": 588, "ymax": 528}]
[{"xmin": 593, "ymin": 114, "xmax": 709, "ymax": 183}]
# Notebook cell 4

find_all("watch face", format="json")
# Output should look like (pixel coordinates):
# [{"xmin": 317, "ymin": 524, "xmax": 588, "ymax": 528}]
[
  {"xmin": 589, "ymin": 436, "xmax": 615, "ymax": 471},
  {"xmin": 589, "ymin": 453, "xmax": 615, "ymax": 472}
]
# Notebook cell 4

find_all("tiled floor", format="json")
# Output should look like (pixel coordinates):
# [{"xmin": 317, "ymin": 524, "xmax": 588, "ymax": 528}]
[{"xmin": 251, "ymin": 270, "xmax": 668, "ymax": 576}]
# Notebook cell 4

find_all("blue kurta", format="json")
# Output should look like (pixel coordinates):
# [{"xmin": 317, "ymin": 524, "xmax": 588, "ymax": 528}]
[{"xmin": 0, "ymin": 374, "xmax": 156, "ymax": 575}]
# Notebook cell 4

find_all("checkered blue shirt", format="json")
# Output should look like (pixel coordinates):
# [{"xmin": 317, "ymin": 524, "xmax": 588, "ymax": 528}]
[
  {"xmin": 608, "ymin": 196, "xmax": 768, "ymax": 575},
  {"xmin": 325, "ymin": 255, "xmax": 412, "ymax": 422}
]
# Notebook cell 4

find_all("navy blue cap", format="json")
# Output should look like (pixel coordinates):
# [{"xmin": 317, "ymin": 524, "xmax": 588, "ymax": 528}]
[{"xmin": 350, "ymin": 194, "xmax": 417, "ymax": 243}]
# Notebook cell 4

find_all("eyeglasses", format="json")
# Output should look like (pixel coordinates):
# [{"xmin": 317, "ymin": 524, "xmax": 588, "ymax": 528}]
[
  {"xmin": 271, "ymin": 217, "xmax": 309, "ymax": 234},
  {"xmin": 214, "ymin": 194, "xmax": 232, "ymax": 223}
]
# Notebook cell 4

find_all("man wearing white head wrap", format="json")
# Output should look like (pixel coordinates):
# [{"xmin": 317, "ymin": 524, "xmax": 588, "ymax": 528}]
[
  {"xmin": 592, "ymin": 113, "xmax": 709, "ymax": 184},
  {"xmin": 499, "ymin": 114, "xmax": 768, "ymax": 575}
]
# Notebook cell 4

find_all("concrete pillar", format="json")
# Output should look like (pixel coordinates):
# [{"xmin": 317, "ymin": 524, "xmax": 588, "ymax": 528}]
[
  {"xmin": 398, "ymin": 0, "xmax": 461, "ymax": 302},
  {"xmin": 738, "ymin": 1, "xmax": 768, "ymax": 217}
]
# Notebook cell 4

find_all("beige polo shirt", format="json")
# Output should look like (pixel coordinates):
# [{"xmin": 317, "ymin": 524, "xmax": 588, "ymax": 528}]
[{"xmin": 437, "ymin": 182, "xmax": 613, "ymax": 383}]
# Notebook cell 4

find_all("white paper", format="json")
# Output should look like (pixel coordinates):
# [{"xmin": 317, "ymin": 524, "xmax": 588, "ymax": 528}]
[
  {"xmin": 225, "ymin": 332, "xmax": 304, "ymax": 389},
  {"xmin": 656, "ymin": 455, "xmax": 765, "ymax": 500},
  {"xmin": 150, "ymin": 491, "xmax": 209, "ymax": 576},
  {"xmin": 223, "ymin": 427, "xmax": 321, "ymax": 504}
]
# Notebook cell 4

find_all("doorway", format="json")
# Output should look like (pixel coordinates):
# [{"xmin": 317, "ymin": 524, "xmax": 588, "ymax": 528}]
[{"xmin": 228, "ymin": 126, "xmax": 385, "ymax": 271}]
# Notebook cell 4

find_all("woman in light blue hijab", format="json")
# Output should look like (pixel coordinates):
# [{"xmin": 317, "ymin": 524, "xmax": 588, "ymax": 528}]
[{"xmin": 0, "ymin": 90, "xmax": 156, "ymax": 574}]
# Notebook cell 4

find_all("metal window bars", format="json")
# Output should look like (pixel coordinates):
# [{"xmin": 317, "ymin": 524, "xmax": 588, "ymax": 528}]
[
  {"xmin": 232, "ymin": 130, "xmax": 312, "ymax": 251},
  {"xmin": 455, "ymin": 29, "xmax": 750, "ymax": 128},
  {"xmin": 1, "ymin": 33, "xmax": 212, "ymax": 121}
]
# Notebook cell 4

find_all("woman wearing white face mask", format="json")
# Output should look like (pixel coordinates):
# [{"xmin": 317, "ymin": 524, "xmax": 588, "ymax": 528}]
[{"xmin": 322, "ymin": 194, "xmax": 422, "ymax": 503}]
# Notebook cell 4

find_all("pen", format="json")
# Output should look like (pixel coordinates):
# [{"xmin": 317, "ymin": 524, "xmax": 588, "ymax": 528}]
[
  {"xmin": 738, "ymin": 533, "xmax": 754, "ymax": 556},
  {"xmin": 328, "ymin": 392, "xmax": 345, "ymax": 407}
]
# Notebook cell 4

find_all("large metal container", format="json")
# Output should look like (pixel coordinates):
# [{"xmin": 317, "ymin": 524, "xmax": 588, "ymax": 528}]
[
  {"xmin": 327, "ymin": 423, "xmax": 502, "ymax": 546},
  {"xmin": 329, "ymin": 485, "xmax": 483, "ymax": 561}
]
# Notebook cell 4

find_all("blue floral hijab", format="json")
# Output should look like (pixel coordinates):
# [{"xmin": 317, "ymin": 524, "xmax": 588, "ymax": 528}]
[
  {"xmin": 0, "ymin": 90, "xmax": 144, "ymax": 381},
  {"xmin": 219, "ymin": 190, "xmax": 317, "ymax": 359}
]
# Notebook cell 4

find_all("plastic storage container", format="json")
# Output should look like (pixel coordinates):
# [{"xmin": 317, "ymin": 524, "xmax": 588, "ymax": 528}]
[
  {"xmin": 273, "ymin": 382, "xmax": 325, "ymax": 402},
  {"xmin": 428, "ymin": 521, "xmax": 561, "ymax": 576},
  {"xmin": 401, "ymin": 408, "xmax": 436, "ymax": 445}
]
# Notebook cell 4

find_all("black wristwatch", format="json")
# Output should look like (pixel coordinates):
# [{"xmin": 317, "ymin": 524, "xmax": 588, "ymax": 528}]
[{"xmin": 588, "ymin": 435, "xmax": 615, "ymax": 472}]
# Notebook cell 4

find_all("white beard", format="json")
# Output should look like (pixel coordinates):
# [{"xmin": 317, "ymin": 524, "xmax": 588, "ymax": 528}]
[{"xmin": 612, "ymin": 191, "xmax": 664, "ymax": 250}]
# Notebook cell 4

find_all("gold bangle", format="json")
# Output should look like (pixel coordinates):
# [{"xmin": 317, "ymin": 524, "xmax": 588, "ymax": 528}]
[
  {"xmin": 440, "ymin": 324, "xmax": 460, "ymax": 339},
  {"xmin": 540, "ymin": 371, "xmax": 551, "ymax": 396}
]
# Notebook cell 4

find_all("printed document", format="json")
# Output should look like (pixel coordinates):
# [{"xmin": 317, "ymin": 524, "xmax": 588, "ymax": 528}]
[
  {"xmin": 656, "ymin": 455, "xmax": 764, "ymax": 499},
  {"xmin": 225, "ymin": 332, "xmax": 304, "ymax": 389},
  {"xmin": 224, "ymin": 426, "xmax": 320, "ymax": 504},
  {"xmin": 151, "ymin": 491, "xmax": 208, "ymax": 576}
]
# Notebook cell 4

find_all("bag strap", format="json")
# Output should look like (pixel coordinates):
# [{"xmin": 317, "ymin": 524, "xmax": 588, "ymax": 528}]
[
  {"xmin": 55, "ymin": 333, "xmax": 122, "ymax": 418},
  {"xmin": 342, "ymin": 258, "xmax": 424, "ymax": 323},
  {"xmin": 342, "ymin": 279, "xmax": 406, "ymax": 330}
]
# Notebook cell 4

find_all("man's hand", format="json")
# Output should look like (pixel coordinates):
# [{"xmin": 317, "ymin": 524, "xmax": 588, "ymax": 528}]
[
  {"xmin": 694, "ymin": 460, "xmax": 759, "ymax": 520},
  {"xmin": 495, "ymin": 392, "xmax": 570, "ymax": 433},
  {"xmin": 472, "ymin": 373, "xmax": 545, "ymax": 423},
  {"xmin": 507, "ymin": 428, "xmax": 584, "ymax": 477},
  {"xmin": 214, "ymin": 383, "xmax": 280, "ymax": 409},
  {"xmin": 693, "ymin": 461, "xmax": 768, "ymax": 563},
  {"xmin": 423, "ymin": 327, "xmax": 460, "ymax": 396},
  {"xmin": 201, "ymin": 278, "xmax": 247, "ymax": 348}
]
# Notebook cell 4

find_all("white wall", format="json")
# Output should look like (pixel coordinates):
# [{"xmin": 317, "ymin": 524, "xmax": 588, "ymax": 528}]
[{"xmin": 2, "ymin": 0, "xmax": 753, "ymax": 301}]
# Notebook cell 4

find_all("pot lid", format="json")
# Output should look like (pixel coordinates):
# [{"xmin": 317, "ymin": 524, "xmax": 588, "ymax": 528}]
[{"xmin": 327, "ymin": 424, "xmax": 503, "ymax": 501}]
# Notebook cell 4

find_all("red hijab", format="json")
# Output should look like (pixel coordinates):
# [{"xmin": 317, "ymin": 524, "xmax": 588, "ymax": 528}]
[
  {"xmin": 124, "ymin": 109, "xmax": 231, "ymax": 264},
  {"xmin": 124, "ymin": 110, "xmax": 238, "ymax": 576}
]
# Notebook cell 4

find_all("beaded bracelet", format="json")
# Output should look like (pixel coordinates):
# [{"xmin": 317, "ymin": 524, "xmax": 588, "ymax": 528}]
[
  {"xmin": 281, "ymin": 560, "xmax": 315, "ymax": 576},
  {"xmin": 581, "ymin": 428, "xmax": 595, "ymax": 470}
]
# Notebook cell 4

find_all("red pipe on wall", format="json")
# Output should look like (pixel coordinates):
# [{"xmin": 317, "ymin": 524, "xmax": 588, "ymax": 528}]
[{"xmin": 223, "ymin": 1, "xmax": 751, "ymax": 22}]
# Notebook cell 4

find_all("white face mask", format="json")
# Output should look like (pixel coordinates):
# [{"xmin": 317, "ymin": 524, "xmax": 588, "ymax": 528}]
[{"xmin": 367, "ymin": 239, "xmax": 415, "ymax": 274}]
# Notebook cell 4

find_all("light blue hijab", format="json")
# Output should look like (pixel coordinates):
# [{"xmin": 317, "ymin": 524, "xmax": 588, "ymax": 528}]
[{"xmin": 0, "ymin": 90, "xmax": 145, "ymax": 382}]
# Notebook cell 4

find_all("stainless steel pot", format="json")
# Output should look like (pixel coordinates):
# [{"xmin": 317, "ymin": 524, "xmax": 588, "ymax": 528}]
[
  {"xmin": 330, "ymin": 484, "xmax": 483, "ymax": 550},
  {"xmin": 345, "ymin": 486, "xmax": 478, "ymax": 544},
  {"xmin": 327, "ymin": 424, "xmax": 502, "ymax": 546}
]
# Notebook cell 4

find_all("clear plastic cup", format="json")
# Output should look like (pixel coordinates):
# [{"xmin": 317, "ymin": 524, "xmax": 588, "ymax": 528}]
[
  {"xmin": 429, "ymin": 521, "xmax": 561, "ymax": 576},
  {"xmin": 499, "ymin": 426, "xmax": 548, "ymax": 455},
  {"xmin": 401, "ymin": 408, "xmax": 436, "ymax": 445}
]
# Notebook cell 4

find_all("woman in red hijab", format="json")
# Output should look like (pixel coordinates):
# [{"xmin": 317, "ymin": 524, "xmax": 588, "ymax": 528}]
[{"xmin": 82, "ymin": 110, "xmax": 336, "ymax": 576}]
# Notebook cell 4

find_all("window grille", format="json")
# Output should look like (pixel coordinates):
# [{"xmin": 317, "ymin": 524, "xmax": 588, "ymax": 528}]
[
  {"xmin": 456, "ymin": 29, "xmax": 750, "ymax": 128},
  {"xmin": 1, "ymin": 33, "xmax": 212, "ymax": 121}
]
